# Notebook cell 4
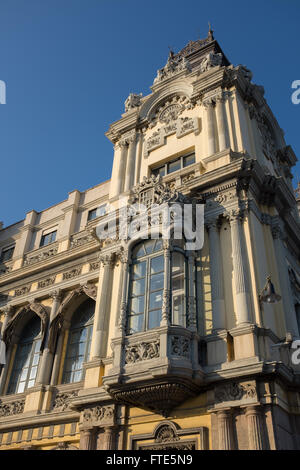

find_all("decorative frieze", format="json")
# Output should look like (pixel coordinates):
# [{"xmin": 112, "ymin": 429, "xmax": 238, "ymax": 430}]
[
  {"xmin": 82, "ymin": 405, "xmax": 114, "ymax": 427},
  {"xmin": 124, "ymin": 340, "xmax": 160, "ymax": 364},
  {"xmin": 144, "ymin": 117, "xmax": 200, "ymax": 156},
  {"xmin": 62, "ymin": 265, "xmax": 82, "ymax": 280},
  {"xmin": 171, "ymin": 336, "xmax": 190, "ymax": 358},
  {"xmin": 89, "ymin": 260, "xmax": 101, "ymax": 271},
  {"xmin": 215, "ymin": 381, "xmax": 257, "ymax": 404},
  {"xmin": 38, "ymin": 276, "xmax": 56, "ymax": 289},
  {"xmin": 23, "ymin": 244, "xmax": 58, "ymax": 266},
  {"xmin": 14, "ymin": 285, "xmax": 31, "ymax": 297},
  {"xmin": 70, "ymin": 232, "xmax": 95, "ymax": 249},
  {"xmin": 52, "ymin": 390, "xmax": 79, "ymax": 412},
  {"xmin": 0, "ymin": 399, "xmax": 25, "ymax": 417}
]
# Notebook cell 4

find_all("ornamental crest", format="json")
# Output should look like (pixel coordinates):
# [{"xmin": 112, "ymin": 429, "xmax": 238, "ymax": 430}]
[{"xmin": 128, "ymin": 175, "xmax": 187, "ymax": 208}]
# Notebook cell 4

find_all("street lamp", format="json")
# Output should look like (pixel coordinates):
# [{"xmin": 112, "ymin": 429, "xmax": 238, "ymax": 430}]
[{"xmin": 259, "ymin": 275, "xmax": 281, "ymax": 304}]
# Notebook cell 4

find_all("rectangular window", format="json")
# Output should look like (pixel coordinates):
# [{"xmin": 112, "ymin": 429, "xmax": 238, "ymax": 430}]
[
  {"xmin": 88, "ymin": 204, "xmax": 107, "ymax": 221},
  {"xmin": 152, "ymin": 152, "xmax": 195, "ymax": 177},
  {"xmin": 40, "ymin": 230, "xmax": 57, "ymax": 247},
  {"xmin": 0, "ymin": 245, "xmax": 15, "ymax": 263}
]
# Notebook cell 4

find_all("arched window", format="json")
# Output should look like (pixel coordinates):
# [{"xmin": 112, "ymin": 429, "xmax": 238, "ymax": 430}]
[
  {"xmin": 128, "ymin": 239, "xmax": 164, "ymax": 334},
  {"xmin": 8, "ymin": 315, "xmax": 41, "ymax": 394},
  {"xmin": 171, "ymin": 248, "xmax": 187, "ymax": 327},
  {"xmin": 62, "ymin": 298, "xmax": 95, "ymax": 384}
]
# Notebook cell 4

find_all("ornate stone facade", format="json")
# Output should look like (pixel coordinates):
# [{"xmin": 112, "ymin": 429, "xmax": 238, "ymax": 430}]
[{"xmin": 0, "ymin": 29, "xmax": 299, "ymax": 451}]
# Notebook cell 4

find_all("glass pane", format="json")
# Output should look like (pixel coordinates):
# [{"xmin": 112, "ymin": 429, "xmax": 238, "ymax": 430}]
[
  {"xmin": 32, "ymin": 354, "xmax": 39, "ymax": 366},
  {"xmin": 133, "ymin": 244, "xmax": 146, "ymax": 258},
  {"xmin": 73, "ymin": 370, "xmax": 82, "ymax": 382},
  {"xmin": 150, "ymin": 272, "xmax": 164, "ymax": 291},
  {"xmin": 145, "ymin": 239, "xmax": 156, "ymax": 254},
  {"xmin": 130, "ymin": 296, "xmax": 145, "ymax": 314},
  {"xmin": 63, "ymin": 372, "xmax": 71, "ymax": 383},
  {"xmin": 29, "ymin": 366, "xmax": 37, "ymax": 380},
  {"xmin": 79, "ymin": 328, "xmax": 87, "ymax": 341},
  {"xmin": 153, "ymin": 166, "xmax": 165, "ymax": 177},
  {"xmin": 128, "ymin": 314, "xmax": 144, "ymax": 334},
  {"xmin": 20, "ymin": 368, "xmax": 28, "ymax": 382},
  {"xmin": 172, "ymin": 294, "xmax": 186, "ymax": 327},
  {"xmin": 148, "ymin": 310, "xmax": 162, "ymax": 329},
  {"xmin": 151, "ymin": 256, "xmax": 164, "ymax": 274},
  {"xmin": 131, "ymin": 278, "xmax": 145, "ymax": 296},
  {"xmin": 183, "ymin": 154, "xmax": 195, "ymax": 167},
  {"xmin": 149, "ymin": 291, "xmax": 163, "ymax": 310},
  {"xmin": 34, "ymin": 340, "xmax": 41, "ymax": 353},
  {"xmin": 132, "ymin": 261, "xmax": 146, "ymax": 279},
  {"xmin": 17, "ymin": 382, "xmax": 25, "ymax": 393},
  {"xmin": 168, "ymin": 159, "xmax": 181, "ymax": 174},
  {"xmin": 154, "ymin": 239, "xmax": 163, "ymax": 252}
]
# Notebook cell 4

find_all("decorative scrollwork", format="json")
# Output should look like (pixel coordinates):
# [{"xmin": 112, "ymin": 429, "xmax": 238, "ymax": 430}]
[{"xmin": 124, "ymin": 340, "xmax": 160, "ymax": 364}]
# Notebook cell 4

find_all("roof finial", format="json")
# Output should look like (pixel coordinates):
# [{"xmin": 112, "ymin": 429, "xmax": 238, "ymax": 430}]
[{"xmin": 208, "ymin": 22, "xmax": 214, "ymax": 41}]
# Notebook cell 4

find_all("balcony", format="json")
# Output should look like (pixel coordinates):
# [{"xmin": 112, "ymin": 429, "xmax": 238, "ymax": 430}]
[{"xmin": 103, "ymin": 325, "xmax": 203, "ymax": 417}]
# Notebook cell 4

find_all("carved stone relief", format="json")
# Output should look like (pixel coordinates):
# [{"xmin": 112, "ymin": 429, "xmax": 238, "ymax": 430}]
[
  {"xmin": 81, "ymin": 405, "xmax": 115, "ymax": 427},
  {"xmin": 214, "ymin": 381, "xmax": 257, "ymax": 405},
  {"xmin": 52, "ymin": 390, "xmax": 79, "ymax": 412},
  {"xmin": 170, "ymin": 336, "xmax": 190, "ymax": 358},
  {"xmin": 0, "ymin": 399, "xmax": 25, "ymax": 417},
  {"xmin": 124, "ymin": 340, "xmax": 160, "ymax": 364}
]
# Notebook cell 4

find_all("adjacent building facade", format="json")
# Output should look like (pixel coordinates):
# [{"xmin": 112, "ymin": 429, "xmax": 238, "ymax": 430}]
[{"xmin": 0, "ymin": 30, "xmax": 300, "ymax": 450}]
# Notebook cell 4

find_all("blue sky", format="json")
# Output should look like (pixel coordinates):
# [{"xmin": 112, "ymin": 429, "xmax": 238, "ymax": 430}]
[{"xmin": 0, "ymin": 0, "xmax": 299, "ymax": 227}]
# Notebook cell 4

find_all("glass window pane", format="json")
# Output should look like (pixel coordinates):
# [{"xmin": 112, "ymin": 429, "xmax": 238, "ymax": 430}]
[
  {"xmin": 154, "ymin": 239, "xmax": 163, "ymax": 252},
  {"xmin": 20, "ymin": 368, "xmax": 28, "ymax": 382},
  {"xmin": 168, "ymin": 159, "xmax": 181, "ymax": 174},
  {"xmin": 172, "ymin": 294, "xmax": 186, "ymax": 327},
  {"xmin": 130, "ymin": 296, "xmax": 145, "ymax": 314},
  {"xmin": 29, "ymin": 366, "xmax": 37, "ymax": 380},
  {"xmin": 183, "ymin": 154, "xmax": 195, "ymax": 167},
  {"xmin": 131, "ymin": 278, "xmax": 145, "ymax": 296},
  {"xmin": 73, "ymin": 370, "xmax": 83, "ymax": 382},
  {"xmin": 132, "ymin": 261, "xmax": 146, "ymax": 279},
  {"xmin": 17, "ymin": 382, "xmax": 26, "ymax": 393},
  {"xmin": 151, "ymin": 256, "xmax": 164, "ymax": 274},
  {"xmin": 145, "ymin": 239, "xmax": 156, "ymax": 254},
  {"xmin": 128, "ymin": 315, "xmax": 144, "ymax": 334},
  {"xmin": 148, "ymin": 310, "xmax": 162, "ymax": 329},
  {"xmin": 149, "ymin": 291, "xmax": 163, "ymax": 310},
  {"xmin": 150, "ymin": 272, "xmax": 164, "ymax": 291},
  {"xmin": 133, "ymin": 244, "xmax": 146, "ymax": 258}
]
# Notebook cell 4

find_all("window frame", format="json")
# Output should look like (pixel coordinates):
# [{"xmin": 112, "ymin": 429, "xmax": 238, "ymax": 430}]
[
  {"xmin": 61, "ymin": 300, "xmax": 95, "ymax": 385},
  {"xmin": 87, "ymin": 204, "xmax": 107, "ymax": 222},
  {"xmin": 127, "ymin": 240, "xmax": 164, "ymax": 335},
  {"xmin": 0, "ymin": 244, "xmax": 15, "ymax": 263},
  {"xmin": 152, "ymin": 152, "xmax": 195, "ymax": 178},
  {"xmin": 40, "ymin": 230, "xmax": 57, "ymax": 247},
  {"xmin": 7, "ymin": 317, "xmax": 42, "ymax": 395},
  {"xmin": 170, "ymin": 247, "xmax": 188, "ymax": 328}
]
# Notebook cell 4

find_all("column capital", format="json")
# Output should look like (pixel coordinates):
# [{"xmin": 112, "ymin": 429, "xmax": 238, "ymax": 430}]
[
  {"xmin": 99, "ymin": 252, "xmax": 115, "ymax": 266},
  {"xmin": 224, "ymin": 208, "xmax": 243, "ymax": 223}
]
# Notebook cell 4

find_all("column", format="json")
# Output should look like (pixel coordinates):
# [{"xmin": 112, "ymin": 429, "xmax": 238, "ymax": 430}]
[
  {"xmin": 228, "ymin": 209, "xmax": 251, "ymax": 324},
  {"xmin": 13, "ymin": 210, "xmax": 37, "ymax": 268},
  {"xmin": 79, "ymin": 429, "xmax": 95, "ymax": 450},
  {"xmin": 116, "ymin": 141, "xmax": 128, "ymax": 195},
  {"xmin": 216, "ymin": 93, "xmax": 230, "ymax": 151},
  {"xmin": 90, "ymin": 253, "xmax": 114, "ymax": 359},
  {"xmin": 187, "ymin": 252, "xmax": 197, "ymax": 330},
  {"xmin": 217, "ymin": 409, "xmax": 235, "ymax": 450},
  {"xmin": 37, "ymin": 290, "xmax": 62, "ymax": 385},
  {"xmin": 117, "ymin": 250, "xmax": 130, "ymax": 335},
  {"xmin": 203, "ymin": 98, "xmax": 216, "ymax": 156},
  {"xmin": 161, "ymin": 240, "xmax": 171, "ymax": 327},
  {"xmin": 0, "ymin": 306, "xmax": 14, "ymax": 394},
  {"xmin": 102, "ymin": 427, "xmax": 116, "ymax": 450},
  {"xmin": 272, "ymin": 221, "xmax": 299, "ymax": 336},
  {"xmin": 245, "ymin": 406, "xmax": 265, "ymax": 450},
  {"xmin": 124, "ymin": 133, "xmax": 137, "ymax": 192},
  {"xmin": 207, "ymin": 218, "xmax": 226, "ymax": 331},
  {"xmin": 50, "ymin": 319, "xmax": 70, "ymax": 385}
]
